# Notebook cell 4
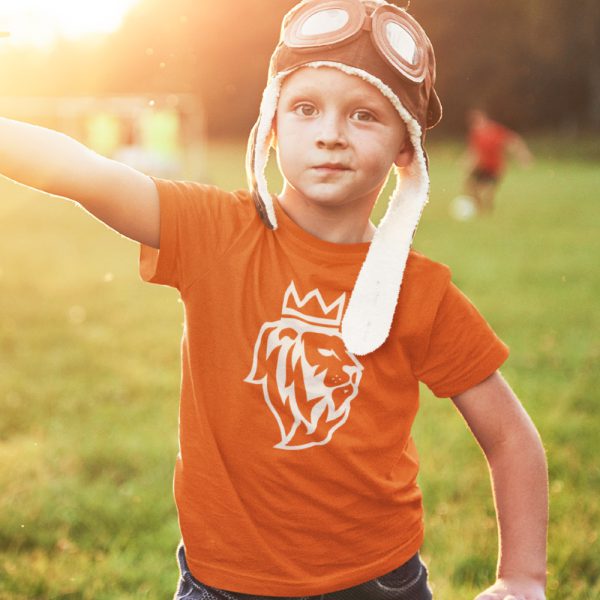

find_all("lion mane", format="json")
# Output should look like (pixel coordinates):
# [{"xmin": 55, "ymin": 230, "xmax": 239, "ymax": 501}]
[{"xmin": 245, "ymin": 318, "xmax": 363, "ymax": 450}]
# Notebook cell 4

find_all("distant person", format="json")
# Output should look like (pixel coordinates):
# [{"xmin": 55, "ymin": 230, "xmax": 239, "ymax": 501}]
[
  {"xmin": 463, "ymin": 108, "xmax": 533, "ymax": 214},
  {"xmin": 0, "ymin": 2, "xmax": 548, "ymax": 599},
  {"xmin": 113, "ymin": 118, "xmax": 182, "ymax": 179}
]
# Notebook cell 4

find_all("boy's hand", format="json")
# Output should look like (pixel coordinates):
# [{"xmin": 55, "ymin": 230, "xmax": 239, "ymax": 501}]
[{"xmin": 475, "ymin": 577, "xmax": 546, "ymax": 600}]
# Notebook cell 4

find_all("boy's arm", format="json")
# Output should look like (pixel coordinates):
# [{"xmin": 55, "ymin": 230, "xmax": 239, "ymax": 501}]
[
  {"xmin": 451, "ymin": 372, "xmax": 548, "ymax": 600},
  {"xmin": 0, "ymin": 117, "xmax": 159, "ymax": 248}
]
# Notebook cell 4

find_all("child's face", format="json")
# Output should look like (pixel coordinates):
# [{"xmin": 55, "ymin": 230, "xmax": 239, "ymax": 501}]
[{"xmin": 274, "ymin": 66, "xmax": 411, "ymax": 213}]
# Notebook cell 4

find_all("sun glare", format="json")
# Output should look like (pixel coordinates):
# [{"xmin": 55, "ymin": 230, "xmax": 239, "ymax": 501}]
[{"xmin": 0, "ymin": 0, "xmax": 142, "ymax": 48}]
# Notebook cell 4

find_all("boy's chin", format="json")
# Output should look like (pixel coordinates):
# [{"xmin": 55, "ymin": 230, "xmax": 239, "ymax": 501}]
[
  {"xmin": 281, "ymin": 181, "xmax": 356, "ymax": 206},
  {"xmin": 294, "ymin": 191, "xmax": 357, "ymax": 210}
]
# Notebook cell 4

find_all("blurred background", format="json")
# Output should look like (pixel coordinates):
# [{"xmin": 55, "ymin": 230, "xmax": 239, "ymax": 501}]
[
  {"xmin": 0, "ymin": 1, "xmax": 599, "ymax": 598},
  {"xmin": 1, "ymin": 0, "xmax": 599, "ymax": 138}
]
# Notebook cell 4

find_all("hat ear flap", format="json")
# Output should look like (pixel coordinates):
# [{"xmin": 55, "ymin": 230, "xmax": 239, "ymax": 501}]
[
  {"xmin": 245, "ymin": 74, "xmax": 288, "ymax": 230},
  {"xmin": 342, "ymin": 154, "xmax": 429, "ymax": 355},
  {"xmin": 246, "ymin": 119, "xmax": 274, "ymax": 229}
]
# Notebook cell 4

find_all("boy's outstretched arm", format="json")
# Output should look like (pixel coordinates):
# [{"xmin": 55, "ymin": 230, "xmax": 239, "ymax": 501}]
[
  {"xmin": 0, "ymin": 117, "xmax": 159, "ymax": 248},
  {"xmin": 451, "ymin": 372, "xmax": 548, "ymax": 600}
]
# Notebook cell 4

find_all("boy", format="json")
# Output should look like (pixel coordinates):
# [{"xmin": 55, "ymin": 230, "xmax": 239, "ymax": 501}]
[
  {"xmin": 1, "ymin": 0, "xmax": 548, "ymax": 598},
  {"xmin": 462, "ymin": 108, "xmax": 533, "ymax": 215}
]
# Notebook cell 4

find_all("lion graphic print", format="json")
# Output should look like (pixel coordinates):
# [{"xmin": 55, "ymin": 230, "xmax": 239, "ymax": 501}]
[{"xmin": 245, "ymin": 282, "xmax": 364, "ymax": 450}]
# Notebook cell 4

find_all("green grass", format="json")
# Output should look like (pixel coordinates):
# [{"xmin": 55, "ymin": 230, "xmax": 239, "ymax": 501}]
[{"xmin": 1, "ymin": 137, "xmax": 599, "ymax": 598}]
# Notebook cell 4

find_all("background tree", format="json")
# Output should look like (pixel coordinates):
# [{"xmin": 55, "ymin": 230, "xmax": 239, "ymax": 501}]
[{"xmin": 1, "ymin": 0, "xmax": 598, "ymax": 137}]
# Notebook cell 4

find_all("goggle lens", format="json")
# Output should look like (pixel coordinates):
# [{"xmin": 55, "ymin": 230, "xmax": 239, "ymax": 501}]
[
  {"xmin": 385, "ymin": 22, "xmax": 417, "ymax": 65},
  {"xmin": 300, "ymin": 8, "xmax": 350, "ymax": 37}
]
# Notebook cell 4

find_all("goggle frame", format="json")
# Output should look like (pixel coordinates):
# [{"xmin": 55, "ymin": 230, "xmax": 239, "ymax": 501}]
[{"xmin": 283, "ymin": 0, "xmax": 429, "ymax": 84}]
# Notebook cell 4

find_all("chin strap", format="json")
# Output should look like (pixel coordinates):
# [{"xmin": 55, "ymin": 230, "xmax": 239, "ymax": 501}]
[{"xmin": 246, "ymin": 72, "xmax": 288, "ymax": 230}]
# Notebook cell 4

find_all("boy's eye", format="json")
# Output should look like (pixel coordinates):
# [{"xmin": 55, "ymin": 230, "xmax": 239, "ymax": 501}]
[
  {"xmin": 352, "ymin": 110, "xmax": 376, "ymax": 122},
  {"xmin": 294, "ymin": 104, "xmax": 317, "ymax": 117}
]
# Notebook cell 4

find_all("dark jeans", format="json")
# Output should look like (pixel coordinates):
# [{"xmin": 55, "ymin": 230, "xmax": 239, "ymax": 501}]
[{"xmin": 174, "ymin": 542, "xmax": 433, "ymax": 600}]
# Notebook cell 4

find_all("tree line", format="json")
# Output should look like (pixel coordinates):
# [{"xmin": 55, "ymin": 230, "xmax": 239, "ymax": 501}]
[{"xmin": 1, "ymin": 0, "xmax": 598, "ymax": 137}]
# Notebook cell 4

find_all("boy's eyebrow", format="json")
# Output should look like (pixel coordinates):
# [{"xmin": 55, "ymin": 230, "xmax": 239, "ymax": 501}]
[
  {"xmin": 281, "ymin": 84, "xmax": 322, "ymax": 98},
  {"xmin": 283, "ymin": 86, "xmax": 386, "ymax": 108}
]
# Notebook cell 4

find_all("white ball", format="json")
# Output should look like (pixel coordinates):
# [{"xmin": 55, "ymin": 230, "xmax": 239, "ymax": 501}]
[{"xmin": 450, "ymin": 195, "xmax": 476, "ymax": 221}]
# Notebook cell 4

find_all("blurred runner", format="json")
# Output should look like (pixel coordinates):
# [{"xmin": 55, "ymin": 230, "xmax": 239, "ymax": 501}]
[{"xmin": 462, "ymin": 108, "xmax": 533, "ymax": 215}]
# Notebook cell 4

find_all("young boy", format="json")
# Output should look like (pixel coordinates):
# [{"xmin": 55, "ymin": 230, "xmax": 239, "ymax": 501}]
[{"xmin": 1, "ymin": 1, "xmax": 548, "ymax": 598}]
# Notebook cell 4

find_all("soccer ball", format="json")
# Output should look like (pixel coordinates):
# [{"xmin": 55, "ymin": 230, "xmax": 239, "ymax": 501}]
[{"xmin": 450, "ymin": 195, "xmax": 476, "ymax": 221}]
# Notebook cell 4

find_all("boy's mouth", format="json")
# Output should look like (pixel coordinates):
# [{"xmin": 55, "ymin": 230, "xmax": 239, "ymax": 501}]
[{"xmin": 312, "ymin": 163, "xmax": 351, "ymax": 172}]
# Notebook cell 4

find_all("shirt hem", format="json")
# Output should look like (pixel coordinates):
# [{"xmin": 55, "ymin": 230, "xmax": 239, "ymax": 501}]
[{"xmin": 185, "ymin": 526, "xmax": 424, "ymax": 597}]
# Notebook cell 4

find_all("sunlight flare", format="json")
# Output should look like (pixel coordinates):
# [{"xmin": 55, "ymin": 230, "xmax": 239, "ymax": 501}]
[{"xmin": 0, "ymin": 0, "xmax": 141, "ymax": 47}]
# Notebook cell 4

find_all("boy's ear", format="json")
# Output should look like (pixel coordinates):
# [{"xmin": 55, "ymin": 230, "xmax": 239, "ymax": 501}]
[{"xmin": 394, "ymin": 138, "xmax": 414, "ymax": 168}]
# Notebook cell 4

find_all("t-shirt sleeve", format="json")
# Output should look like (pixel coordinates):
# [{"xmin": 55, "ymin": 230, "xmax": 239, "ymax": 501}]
[
  {"xmin": 414, "ymin": 280, "xmax": 510, "ymax": 398},
  {"xmin": 139, "ymin": 177, "xmax": 251, "ymax": 290}
]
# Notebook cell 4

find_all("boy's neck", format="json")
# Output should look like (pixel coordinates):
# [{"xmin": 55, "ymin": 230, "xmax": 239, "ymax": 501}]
[{"xmin": 276, "ymin": 192, "xmax": 376, "ymax": 245}]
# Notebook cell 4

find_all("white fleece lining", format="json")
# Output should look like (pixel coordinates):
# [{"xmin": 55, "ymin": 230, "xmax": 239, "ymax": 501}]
[
  {"xmin": 253, "ymin": 72, "xmax": 288, "ymax": 228},
  {"xmin": 251, "ymin": 61, "xmax": 430, "ymax": 355}
]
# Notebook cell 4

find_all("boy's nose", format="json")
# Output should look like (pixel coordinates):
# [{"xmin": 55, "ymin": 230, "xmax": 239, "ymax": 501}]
[{"xmin": 315, "ymin": 116, "xmax": 348, "ymax": 149}]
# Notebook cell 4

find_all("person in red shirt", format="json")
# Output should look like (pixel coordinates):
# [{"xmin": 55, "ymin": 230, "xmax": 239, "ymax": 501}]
[{"xmin": 463, "ymin": 109, "xmax": 533, "ymax": 214}]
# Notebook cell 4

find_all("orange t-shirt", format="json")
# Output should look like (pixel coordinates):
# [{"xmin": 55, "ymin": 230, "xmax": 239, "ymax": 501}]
[
  {"xmin": 469, "ymin": 121, "xmax": 514, "ymax": 175},
  {"xmin": 140, "ymin": 178, "xmax": 509, "ymax": 596}
]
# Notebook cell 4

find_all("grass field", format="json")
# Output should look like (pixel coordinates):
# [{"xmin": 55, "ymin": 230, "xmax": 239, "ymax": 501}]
[{"xmin": 0, "ymin": 137, "xmax": 598, "ymax": 599}]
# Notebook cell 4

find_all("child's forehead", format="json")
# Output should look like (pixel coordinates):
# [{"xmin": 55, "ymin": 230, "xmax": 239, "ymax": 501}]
[{"xmin": 279, "ymin": 66, "xmax": 388, "ymax": 103}]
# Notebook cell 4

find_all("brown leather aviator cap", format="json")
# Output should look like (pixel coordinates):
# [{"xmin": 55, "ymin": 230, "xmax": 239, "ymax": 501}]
[{"xmin": 270, "ymin": 0, "xmax": 442, "ymax": 135}]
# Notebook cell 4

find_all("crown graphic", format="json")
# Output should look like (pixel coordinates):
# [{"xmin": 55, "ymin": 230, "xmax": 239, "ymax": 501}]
[{"xmin": 281, "ymin": 282, "xmax": 346, "ymax": 328}]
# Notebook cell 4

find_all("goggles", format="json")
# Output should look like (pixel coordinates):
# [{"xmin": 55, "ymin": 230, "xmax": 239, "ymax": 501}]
[{"xmin": 283, "ymin": 0, "xmax": 429, "ymax": 84}]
